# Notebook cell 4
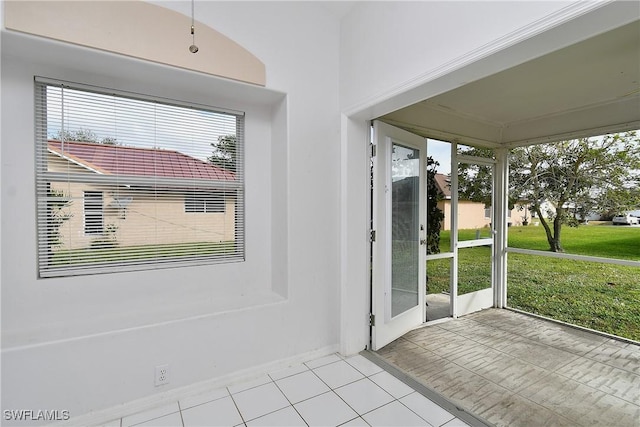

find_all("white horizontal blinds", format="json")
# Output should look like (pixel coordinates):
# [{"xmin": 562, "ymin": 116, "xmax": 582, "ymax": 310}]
[{"xmin": 35, "ymin": 78, "xmax": 245, "ymax": 277}]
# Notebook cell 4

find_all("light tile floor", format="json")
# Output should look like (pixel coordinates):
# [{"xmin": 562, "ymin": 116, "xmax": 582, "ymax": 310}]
[{"xmin": 101, "ymin": 353, "xmax": 471, "ymax": 427}]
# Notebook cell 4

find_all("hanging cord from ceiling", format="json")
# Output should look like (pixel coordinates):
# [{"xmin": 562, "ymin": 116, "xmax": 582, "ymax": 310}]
[{"xmin": 189, "ymin": 0, "xmax": 199, "ymax": 53}]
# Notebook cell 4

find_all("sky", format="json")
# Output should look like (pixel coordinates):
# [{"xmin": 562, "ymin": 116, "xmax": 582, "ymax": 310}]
[
  {"xmin": 427, "ymin": 139, "xmax": 451, "ymax": 176},
  {"xmin": 46, "ymin": 86, "xmax": 237, "ymax": 162}
]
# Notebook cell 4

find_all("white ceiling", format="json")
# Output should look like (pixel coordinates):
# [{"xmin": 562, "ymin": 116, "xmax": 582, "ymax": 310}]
[{"xmin": 380, "ymin": 20, "xmax": 640, "ymax": 147}]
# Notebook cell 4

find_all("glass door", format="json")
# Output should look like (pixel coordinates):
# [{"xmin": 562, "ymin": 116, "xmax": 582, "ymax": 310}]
[{"xmin": 371, "ymin": 121, "xmax": 426, "ymax": 350}]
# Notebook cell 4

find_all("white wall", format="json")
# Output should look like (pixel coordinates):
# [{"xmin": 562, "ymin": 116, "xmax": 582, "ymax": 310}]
[
  {"xmin": 1, "ymin": 1, "xmax": 341, "ymax": 422},
  {"xmin": 339, "ymin": 1, "xmax": 574, "ymax": 113}
]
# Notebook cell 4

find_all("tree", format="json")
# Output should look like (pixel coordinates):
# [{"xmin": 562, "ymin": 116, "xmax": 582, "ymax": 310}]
[
  {"xmin": 426, "ymin": 156, "xmax": 444, "ymax": 254},
  {"xmin": 457, "ymin": 147, "xmax": 500, "ymax": 208},
  {"xmin": 599, "ymin": 186, "xmax": 640, "ymax": 219},
  {"xmin": 457, "ymin": 132, "xmax": 640, "ymax": 252},
  {"xmin": 511, "ymin": 132, "xmax": 639, "ymax": 252},
  {"xmin": 51, "ymin": 128, "xmax": 118, "ymax": 145},
  {"xmin": 46, "ymin": 188, "xmax": 73, "ymax": 250},
  {"xmin": 208, "ymin": 135, "xmax": 237, "ymax": 172}
]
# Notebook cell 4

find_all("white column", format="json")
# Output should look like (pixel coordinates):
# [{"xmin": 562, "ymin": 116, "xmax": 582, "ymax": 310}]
[
  {"xmin": 450, "ymin": 141, "xmax": 459, "ymax": 318},
  {"xmin": 493, "ymin": 147, "xmax": 509, "ymax": 308}
]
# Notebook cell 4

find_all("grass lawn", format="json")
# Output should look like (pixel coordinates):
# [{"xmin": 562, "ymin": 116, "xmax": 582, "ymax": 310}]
[
  {"xmin": 428, "ymin": 223, "xmax": 640, "ymax": 341},
  {"xmin": 507, "ymin": 254, "xmax": 639, "ymax": 341},
  {"xmin": 509, "ymin": 221, "xmax": 640, "ymax": 260}
]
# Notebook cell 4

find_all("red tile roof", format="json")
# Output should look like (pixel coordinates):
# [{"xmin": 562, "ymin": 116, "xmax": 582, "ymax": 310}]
[{"xmin": 48, "ymin": 140, "xmax": 235, "ymax": 181}]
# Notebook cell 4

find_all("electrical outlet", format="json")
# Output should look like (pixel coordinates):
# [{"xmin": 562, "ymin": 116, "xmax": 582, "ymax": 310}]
[{"xmin": 155, "ymin": 364, "xmax": 170, "ymax": 386}]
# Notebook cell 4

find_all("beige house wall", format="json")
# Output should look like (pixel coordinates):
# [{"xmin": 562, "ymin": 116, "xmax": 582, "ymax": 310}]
[
  {"xmin": 437, "ymin": 200, "xmax": 491, "ymax": 231},
  {"xmin": 48, "ymin": 154, "xmax": 236, "ymax": 252},
  {"xmin": 437, "ymin": 200, "xmax": 451, "ymax": 231},
  {"xmin": 437, "ymin": 199, "xmax": 531, "ymax": 230},
  {"xmin": 509, "ymin": 202, "xmax": 531, "ymax": 227},
  {"xmin": 457, "ymin": 201, "xmax": 491, "ymax": 230}
]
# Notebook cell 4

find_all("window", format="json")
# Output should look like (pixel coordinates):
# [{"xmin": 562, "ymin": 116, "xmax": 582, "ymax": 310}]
[
  {"xmin": 185, "ymin": 192, "xmax": 226, "ymax": 213},
  {"xmin": 484, "ymin": 207, "xmax": 512, "ymax": 219},
  {"xmin": 84, "ymin": 191, "xmax": 103, "ymax": 234},
  {"xmin": 35, "ymin": 78, "xmax": 245, "ymax": 277}
]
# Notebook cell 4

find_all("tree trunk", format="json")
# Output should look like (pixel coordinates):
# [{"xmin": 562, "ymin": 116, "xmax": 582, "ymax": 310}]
[
  {"xmin": 551, "ymin": 208, "xmax": 564, "ymax": 252},
  {"xmin": 536, "ymin": 205, "xmax": 564, "ymax": 252},
  {"xmin": 536, "ymin": 206, "xmax": 554, "ymax": 249},
  {"xmin": 548, "ymin": 237, "xmax": 563, "ymax": 252}
]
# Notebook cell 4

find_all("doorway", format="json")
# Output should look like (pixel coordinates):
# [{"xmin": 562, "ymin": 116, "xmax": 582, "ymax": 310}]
[{"xmin": 371, "ymin": 122, "xmax": 496, "ymax": 350}]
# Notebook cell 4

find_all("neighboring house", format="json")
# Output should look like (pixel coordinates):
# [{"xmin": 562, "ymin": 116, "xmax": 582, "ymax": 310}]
[
  {"xmin": 433, "ymin": 173, "xmax": 488, "ymax": 230},
  {"xmin": 47, "ymin": 140, "xmax": 237, "ymax": 251},
  {"xmin": 433, "ymin": 173, "xmax": 530, "ymax": 229},
  {"xmin": 529, "ymin": 200, "xmax": 602, "ymax": 222},
  {"xmin": 434, "ymin": 173, "xmax": 490, "ymax": 230}
]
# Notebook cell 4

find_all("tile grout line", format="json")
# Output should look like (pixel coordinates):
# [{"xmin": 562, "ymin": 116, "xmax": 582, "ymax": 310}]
[
  {"xmin": 306, "ymin": 358, "xmax": 369, "ymax": 423},
  {"xmin": 269, "ymin": 371, "xmax": 311, "ymax": 427},
  {"xmin": 124, "ymin": 405, "xmax": 182, "ymax": 427},
  {"xmin": 228, "ymin": 355, "xmax": 380, "ymax": 426},
  {"xmin": 227, "ymin": 386, "xmax": 248, "ymax": 427},
  {"xmin": 179, "ymin": 388, "xmax": 232, "ymax": 412},
  {"xmin": 333, "ymin": 366, "xmax": 405, "ymax": 425},
  {"xmin": 176, "ymin": 401, "xmax": 185, "ymax": 427},
  {"xmin": 327, "ymin": 356, "xmax": 436, "ymax": 426},
  {"xmin": 295, "ymin": 354, "xmax": 445, "ymax": 426},
  {"xmin": 393, "ymin": 392, "xmax": 455, "ymax": 427}
]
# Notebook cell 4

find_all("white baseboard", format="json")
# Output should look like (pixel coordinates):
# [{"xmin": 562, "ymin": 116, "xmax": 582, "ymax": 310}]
[{"xmin": 51, "ymin": 344, "xmax": 339, "ymax": 427}]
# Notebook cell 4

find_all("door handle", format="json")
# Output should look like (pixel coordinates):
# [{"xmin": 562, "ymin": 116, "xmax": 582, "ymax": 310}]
[{"xmin": 420, "ymin": 239, "xmax": 427, "ymax": 245}]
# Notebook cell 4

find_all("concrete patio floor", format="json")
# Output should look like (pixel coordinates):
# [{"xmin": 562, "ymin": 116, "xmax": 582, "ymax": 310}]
[{"xmin": 372, "ymin": 308, "xmax": 640, "ymax": 427}]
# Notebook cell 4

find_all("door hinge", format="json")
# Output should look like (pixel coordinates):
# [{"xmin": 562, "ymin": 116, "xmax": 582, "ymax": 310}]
[
  {"xmin": 370, "ymin": 230, "xmax": 376, "ymax": 242},
  {"xmin": 369, "ymin": 313, "xmax": 376, "ymax": 327},
  {"xmin": 370, "ymin": 143, "xmax": 377, "ymax": 158}
]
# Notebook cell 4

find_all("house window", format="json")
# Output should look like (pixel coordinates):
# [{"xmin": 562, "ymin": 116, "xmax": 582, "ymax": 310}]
[
  {"xmin": 84, "ymin": 191, "xmax": 103, "ymax": 234},
  {"xmin": 35, "ymin": 78, "xmax": 245, "ymax": 277},
  {"xmin": 185, "ymin": 192, "xmax": 225, "ymax": 213}
]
